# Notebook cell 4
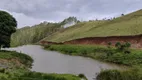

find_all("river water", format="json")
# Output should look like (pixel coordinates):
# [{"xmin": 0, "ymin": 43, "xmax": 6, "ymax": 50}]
[{"xmin": 5, "ymin": 45, "xmax": 126, "ymax": 80}]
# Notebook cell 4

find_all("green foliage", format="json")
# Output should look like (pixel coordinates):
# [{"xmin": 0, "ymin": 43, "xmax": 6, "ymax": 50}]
[
  {"xmin": 78, "ymin": 74, "xmax": 87, "ymax": 79},
  {"xmin": 96, "ymin": 69, "xmax": 142, "ymax": 80},
  {"xmin": 107, "ymin": 42, "xmax": 112, "ymax": 48},
  {"xmin": 115, "ymin": 42, "xmax": 131, "ymax": 54},
  {"xmin": 125, "ymin": 42, "xmax": 131, "ymax": 48},
  {"xmin": 13, "ymin": 72, "xmax": 81, "ymax": 80},
  {"xmin": 0, "ymin": 10, "xmax": 17, "ymax": 49},
  {"xmin": 115, "ymin": 42, "xmax": 121, "ymax": 49},
  {"xmin": 0, "ymin": 70, "xmax": 81, "ymax": 80}
]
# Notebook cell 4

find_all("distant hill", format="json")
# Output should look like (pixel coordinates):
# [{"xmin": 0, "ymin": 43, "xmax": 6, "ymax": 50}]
[
  {"xmin": 11, "ymin": 17, "xmax": 79, "ymax": 47},
  {"xmin": 11, "ymin": 22, "xmax": 61, "ymax": 47},
  {"xmin": 43, "ymin": 9, "xmax": 142, "ymax": 42}
]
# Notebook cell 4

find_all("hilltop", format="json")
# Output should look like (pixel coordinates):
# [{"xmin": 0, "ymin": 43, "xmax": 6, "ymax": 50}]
[{"xmin": 43, "ymin": 9, "xmax": 142, "ymax": 42}]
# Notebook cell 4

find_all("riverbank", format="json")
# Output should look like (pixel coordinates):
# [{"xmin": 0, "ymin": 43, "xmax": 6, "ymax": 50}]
[
  {"xmin": 44, "ymin": 44, "xmax": 142, "ymax": 80},
  {"xmin": 0, "ymin": 50, "xmax": 83, "ymax": 80}
]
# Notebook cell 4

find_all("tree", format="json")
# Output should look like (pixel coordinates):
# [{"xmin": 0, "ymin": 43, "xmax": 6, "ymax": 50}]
[
  {"xmin": 121, "ymin": 14, "xmax": 124, "ymax": 16},
  {"xmin": 0, "ymin": 10, "xmax": 17, "ymax": 49}
]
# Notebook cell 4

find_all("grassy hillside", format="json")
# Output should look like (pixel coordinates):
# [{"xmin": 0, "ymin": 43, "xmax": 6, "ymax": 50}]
[
  {"xmin": 44, "ymin": 9, "xmax": 142, "ymax": 42},
  {"xmin": 11, "ymin": 22, "xmax": 62, "ymax": 47}
]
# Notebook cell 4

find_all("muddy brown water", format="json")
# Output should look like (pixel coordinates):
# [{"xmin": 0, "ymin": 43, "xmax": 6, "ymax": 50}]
[{"xmin": 4, "ymin": 45, "xmax": 127, "ymax": 80}]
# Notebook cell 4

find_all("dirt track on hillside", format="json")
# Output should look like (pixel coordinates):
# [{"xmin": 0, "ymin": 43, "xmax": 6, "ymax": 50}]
[{"xmin": 41, "ymin": 34, "xmax": 142, "ymax": 48}]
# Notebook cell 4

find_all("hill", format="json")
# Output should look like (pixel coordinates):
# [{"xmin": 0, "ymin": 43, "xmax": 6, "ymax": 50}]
[
  {"xmin": 11, "ymin": 17, "xmax": 79, "ymax": 47},
  {"xmin": 43, "ymin": 9, "xmax": 142, "ymax": 42},
  {"xmin": 11, "ymin": 22, "xmax": 62, "ymax": 47}
]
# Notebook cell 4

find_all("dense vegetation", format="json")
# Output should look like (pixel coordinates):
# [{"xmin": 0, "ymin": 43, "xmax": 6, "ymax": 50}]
[
  {"xmin": 96, "ymin": 69, "xmax": 142, "ymax": 80},
  {"xmin": 12, "ymin": 72, "xmax": 81, "ymax": 80},
  {"xmin": 44, "ymin": 9, "xmax": 142, "ymax": 42},
  {"xmin": 44, "ymin": 44, "xmax": 142, "ymax": 80},
  {"xmin": 0, "ymin": 10, "xmax": 17, "ymax": 49}
]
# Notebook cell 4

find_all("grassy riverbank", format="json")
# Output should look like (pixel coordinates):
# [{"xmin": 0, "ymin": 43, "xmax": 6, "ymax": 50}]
[
  {"xmin": 44, "ymin": 44, "xmax": 142, "ymax": 66},
  {"xmin": 96, "ymin": 69, "xmax": 142, "ymax": 80},
  {"xmin": 0, "ymin": 50, "xmax": 82, "ymax": 80},
  {"xmin": 44, "ymin": 44, "xmax": 142, "ymax": 80}
]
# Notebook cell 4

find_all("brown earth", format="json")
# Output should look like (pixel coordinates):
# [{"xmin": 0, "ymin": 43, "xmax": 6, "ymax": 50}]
[{"xmin": 40, "ymin": 34, "xmax": 142, "ymax": 48}]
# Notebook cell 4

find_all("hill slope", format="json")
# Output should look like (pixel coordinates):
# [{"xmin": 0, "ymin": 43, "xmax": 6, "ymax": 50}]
[
  {"xmin": 11, "ymin": 22, "xmax": 62, "ymax": 47},
  {"xmin": 11, "ymin": 17, "xmax": 79, "ymax": 47},
  {"xmin": 44, "ymin": 9, "xmax": 142, "ymax": 42}
]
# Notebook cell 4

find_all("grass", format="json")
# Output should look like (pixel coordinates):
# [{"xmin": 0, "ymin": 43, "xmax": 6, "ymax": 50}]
[
  {"xmin": 96, "ymin": 69, "xmax": 142, "ymax": 80},
  {"xmin": 0, "ymin": 70, "xmax": 82, "ymax": 80},
  {"xmin": 45, "ymin": 44, "xmax": 142, "ymax": 80},
  {"xmin": 0, "ymin": 50, "xmax": 33, "ymax": 68},
  {"xmin": 0, "ymin": 71, "xmax": 82, "ymax": 80},
  {"xmin": 13, "ymin": 72, "xmax": 82, "ymax": 80},
  {"xmin": 44, "ymin": 9, "xmax": 142, "ymax": 42}
]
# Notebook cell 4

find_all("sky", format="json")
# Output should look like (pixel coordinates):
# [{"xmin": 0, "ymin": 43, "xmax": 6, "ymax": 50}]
[{"xmin": 0, "ymin": 0, "xmax": 142, "ymax": 28}]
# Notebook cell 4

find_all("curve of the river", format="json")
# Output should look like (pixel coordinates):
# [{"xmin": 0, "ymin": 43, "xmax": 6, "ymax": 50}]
[{"xmin": 5, "ymin": 45, "xmax": 127, "ymax": 80}]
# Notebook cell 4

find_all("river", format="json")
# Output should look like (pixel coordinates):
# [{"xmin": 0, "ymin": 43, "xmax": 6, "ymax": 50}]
[{"xmin": 5, "ymin": 45, "xmax": 126, "ymax": 80}]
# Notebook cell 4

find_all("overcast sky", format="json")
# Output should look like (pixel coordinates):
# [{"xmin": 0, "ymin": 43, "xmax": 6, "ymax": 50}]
[{"xmin": 0, "ymin": 0, "xmax": 142, "ymax": 28}]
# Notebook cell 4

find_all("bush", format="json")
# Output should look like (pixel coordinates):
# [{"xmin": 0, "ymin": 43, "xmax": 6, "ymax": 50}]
[
  {"xmin": 78, "ymin": 74, "xmax": 85, "ymax": 78},
  {"xmin": 115, "ymin": 42, "xmax": 131, "ymax": 54},
  {"xmin": 96, "ymin": 69, "xmax": 142, "ymax": 80}
]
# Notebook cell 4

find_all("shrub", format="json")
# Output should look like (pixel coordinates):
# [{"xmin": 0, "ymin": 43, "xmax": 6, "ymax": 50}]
[
  {"xmin": 107, "ymin": 42, "xmax": 112, "ymax": 48},
  {"xmin": 78, "ymin": 74, "xmax": 85, "ymax": 78},
  {"xmin": 96, "ymin": 69, "xmax": 142, "ymax": 80},
  {"xmin": 115, "ymin": 42, "xmax": 131, "ymax": 54}
]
